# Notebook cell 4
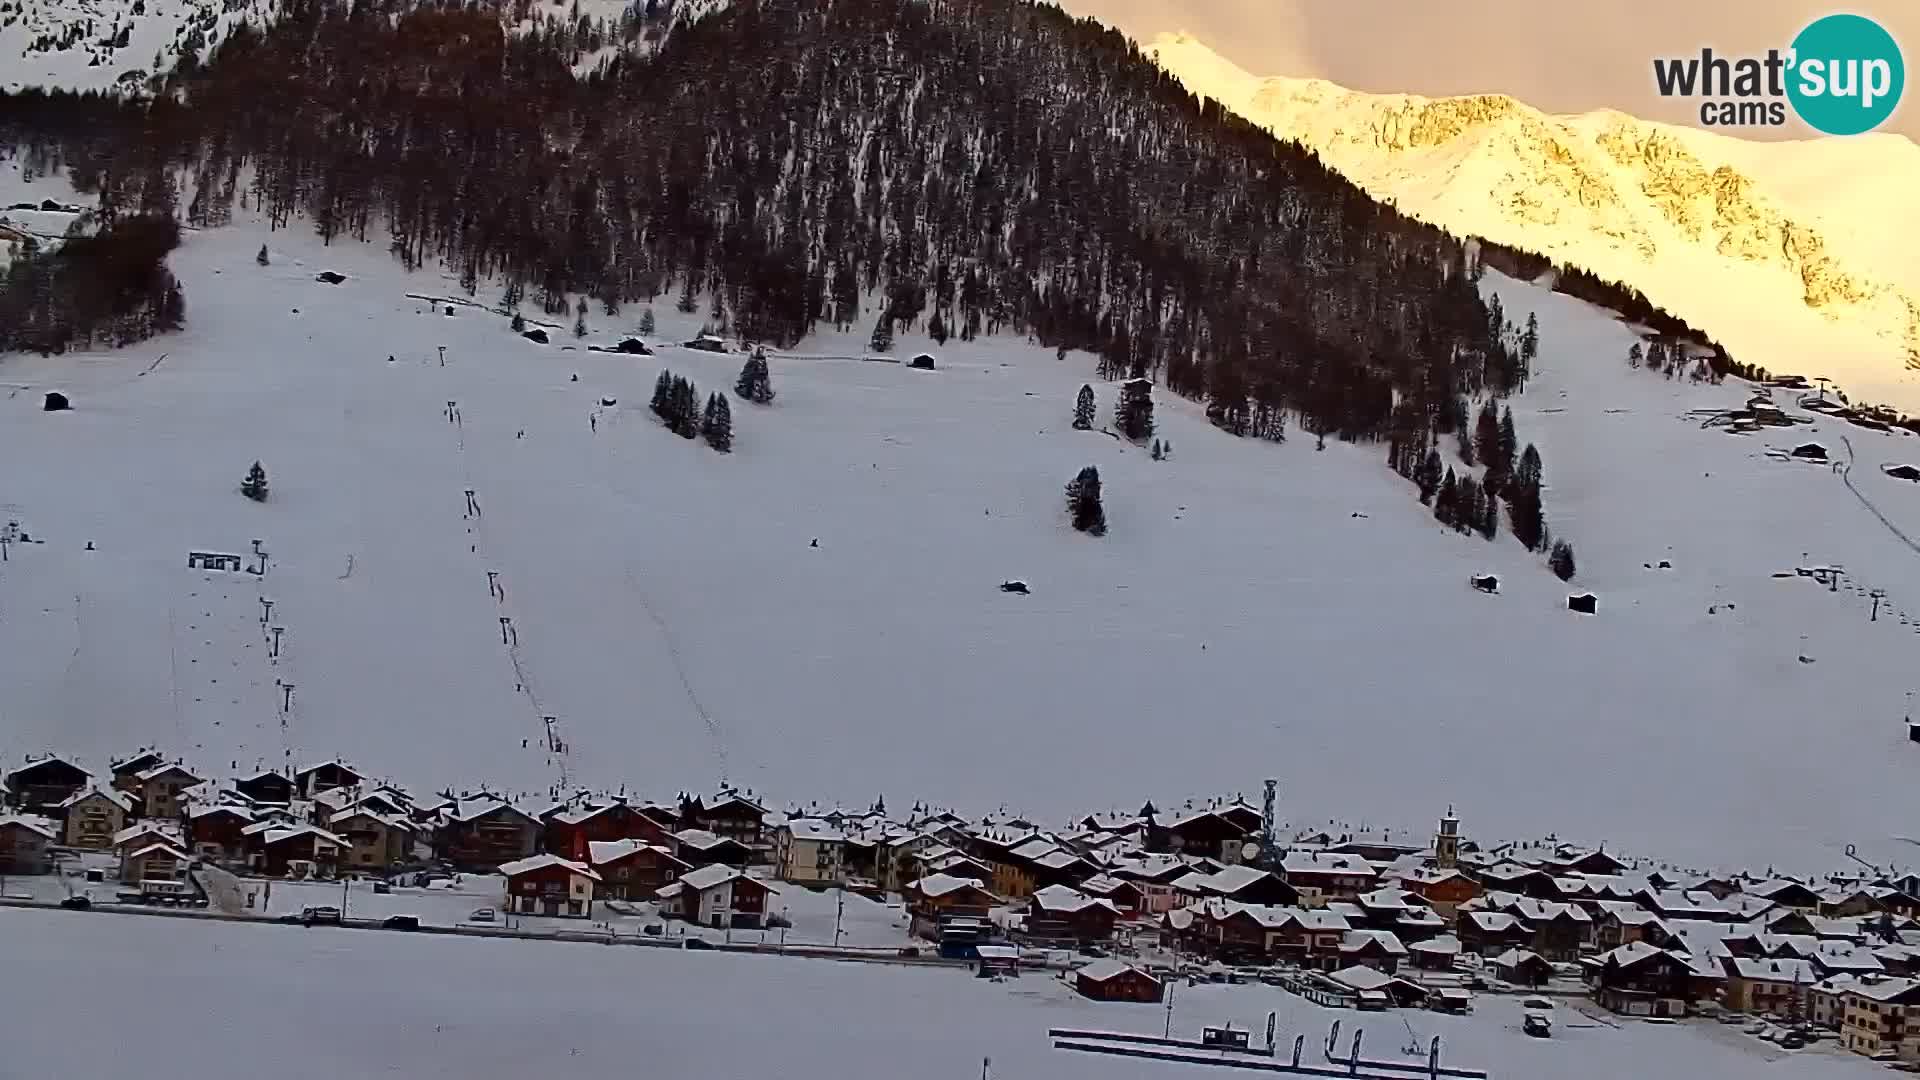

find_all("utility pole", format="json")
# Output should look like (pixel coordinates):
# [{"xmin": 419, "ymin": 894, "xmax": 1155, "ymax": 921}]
[
  {"xmin": 1872, "ymin": 589, "xmax": 1886, "ymax": 621},
  {"xmin": 833, "ymin": 889, "xmax": 845, "ymax": 947},
  {"xmin": 438, "ymin": 346, "xmax": 446, "ymax": 367},
  {"xmin": 1164, "ymin": 979, "xmax": 1177, "ymax": 1038}
]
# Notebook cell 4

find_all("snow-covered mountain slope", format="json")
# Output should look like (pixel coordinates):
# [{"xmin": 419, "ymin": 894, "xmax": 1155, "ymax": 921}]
[
  {"xmin": 0, "ymin": 0, "xmax": 277, "ymax": 95},
  {"xmin": 7, "ymin": 165, "xmax": 1920, "ymax": 876},
  {"xmin": 0, "ymin": 0, "xmax": 735, "ymax": 92},
  {"xmin": 1147, "ymin": 32, "xmax": 1920, "ymax": 415}
]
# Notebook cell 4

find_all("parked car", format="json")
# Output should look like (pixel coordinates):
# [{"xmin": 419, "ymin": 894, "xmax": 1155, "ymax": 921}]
[
  {"xmin": 301, "ymin": 906, "xmax": 343, "ymax": 926},
  {"xmin": 469, "ymin": 907, "xmax": 496, "ymax": 923},
  {"xmin": 684, "ymin": 937, "xmax": 714, "ymax": 951},
  {"xmin": 59, "ymin": 895, "xmax": 90, "ymax": 910},
  {"xmin": 372, "ymin": 881, "xmax": 392, "ymax": 895},
  {"xmin": 1779, "ymin": 1033, "xmax": 1805, "ymax": 1050},
  {"xmin": 382, "ymin": 915, "xmax": 420, "ymax": 931}
]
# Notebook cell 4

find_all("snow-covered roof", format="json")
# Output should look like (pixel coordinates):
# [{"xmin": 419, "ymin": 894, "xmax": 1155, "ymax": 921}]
[
  {"xmin": 260, "ymin": 825, "xmax": 349, "ymax": 848},
  {"xmin": 907, "ymin": 873, "xmax": 991, "ymax": 899},
  {"xmin": 125, "ymin": 841, "xmax": 190, "ymax": 860},
  {"xmin": 1327, "ymin": 965, "xmax": 1395, "ymax": 992},
  {"xmin": 1600, "ymin": 941, "xmax": 1675, "ymax": 969},
  {"xmin": 135, "ymin": 762, "xmax": 200, "ymax": 783},
  {"xmin": 113, "ymin": 822, "xmax": 181, "ymax": 847},
  {"xmin": 1410, "ymin": 934, "xmax": 1461, "ymax": 955},
  {"xmin": 587, "ymin": 838, "xmax": 682, "ymax": 866},
  {"xmin": 189, "ymin": 802, "xmax": 255, "ymax": 821},
  {"xmin": 60, "ymin": 786, "xmax": 133, "ymax": 812},
  {"xmin": 1076, "ymin": 959, "xmax": 1154, "ymax": 983},
  {"xmin": 0, "ymin": 815, "xmax": 56, "ymax": 840},
  {"xmin": 1280, "ymin": 851, "xmax": 1375, "ymax": 877},
  {"xmin": 1726, "ymin": 957, "xmax": 1818, "ymax": 983},
  {"xmin": 783, "ymin": 820, "xmax": 848, "ymax": 844},
  {"xmin": 1342, "ymin": 930, "xmax": 1408, "ymax": 955},
  {"xmin": 1489, "ymin": 948, "xmax": 1546, "ymax": 970},
  {"xmin": 679, "ymin": 864, "xmax": 770, "ymax": 892},
  {"xmin": 498, "ymin": 853, "xmax": 601, "ymax": 881},
  {"xmin": 1030, "ymin": 885, "xmax": 1119, "ymax": 916},
  {"xmin": 674, "ymin": 828, "xmax": 737, "ymax": 850}
]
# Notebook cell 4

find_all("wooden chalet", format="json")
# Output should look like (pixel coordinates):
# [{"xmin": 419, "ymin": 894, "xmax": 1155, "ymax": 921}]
[
  {"xmin": 0, "ymin": 816, "xmax": 56, "ymax": 874},
  {"xmin": 435, "ymin": 796, "xmax": 540, "ymax": 870},
  {"xmin": 4, "ymin": 758, "xmax": 90, "ymax": 813},
  {"xmin": 903, "ymin": 873, "xmax": 1000, "ymax": 940},
  {"xmin": 1023, "ymin": 885, "xmax": 1120, "ymax": 944},
  {"xmin": 59, "ymin": 787, "xmax": 131, "ymax": 850},
  {"xmin": 544, "ymin": 799, "xmax": 674, "ymax": 862},
  {"xmin": 1074, "ymin": 960, "xmax": 1164, "ymax": 1003},
  {"xmin": 1591, "ymin": 942, "xmax": 1696, "ymax": 1017},
  {"xmin": 295, "ymin": 760, "xmax": 364, "ymax": 798},
  {"xmin": 233, "ymin": 771, "xmax": 295, "ymax": 805},
  {"xmin": 500, "ymin": 853, "xmax": 600, "ymax": 918},
  {"xmin": 188, "ymin": 804, "xmax": 256, "ymax": 863},
  {"xmin": 587, "ymin": 838, "xmax": 692, "ymax": 900},
  {"xmin": 657, "ymin": 864, "xmax": 776, "ymax": 929}
]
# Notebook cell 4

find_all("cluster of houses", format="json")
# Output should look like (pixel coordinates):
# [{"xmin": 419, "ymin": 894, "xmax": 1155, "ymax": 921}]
[{"xmin": 9, "ymin": 751, "xmax": 1920, "ymax": 1060}]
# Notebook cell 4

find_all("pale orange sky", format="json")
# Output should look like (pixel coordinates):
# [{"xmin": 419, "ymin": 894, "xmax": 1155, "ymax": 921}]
[{"xmin": 1064, "ymin": 0, "xmax": 1918, "ymax": 141}]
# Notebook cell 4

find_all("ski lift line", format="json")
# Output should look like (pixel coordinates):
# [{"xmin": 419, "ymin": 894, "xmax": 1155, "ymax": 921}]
[
  {"xmin": 444, "ymin": 400, "xmax": 570, "ymax": 788},
  {"xmin": 1052, "ymin": 1041, "xmax": 1451, "ymax": 1080},
  {"xmin": 1325, "ymin": 1020, "xmax": 1486, "ymax": 1080},
  {"xmin": 1046, "ymin": 1029, "xmax": 1274, "ymax": 1058}
]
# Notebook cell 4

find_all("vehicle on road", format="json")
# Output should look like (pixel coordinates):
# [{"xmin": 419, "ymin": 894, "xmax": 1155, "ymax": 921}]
[
  {"xmin": 469, "ymin": 907, "xmax": 496, "ymax": 923},
  {"xmin": 684, "ymin": 938, "xmax": 714, "ymax": 950},
  {"xmin": 301, "ymin": 906, "xmax": 343, "ymax": 926},
  {"xmin": 59, "ymin": 895, "xmax": 90, "ymax": 910},
  {"xmin": 382, "ymin": 915, "xmax": 421, "ymax": 931}
]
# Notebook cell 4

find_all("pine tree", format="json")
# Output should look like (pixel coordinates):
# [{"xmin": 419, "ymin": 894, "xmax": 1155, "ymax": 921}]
[
  {"xmin": 868, "ymin": 314, "xmax": 894, "ymax": 353},
  {"xmin": 929, "ymin": 309, "xmax": 948, "ymax": 345},
  {"xmin": 1509, "ymin": 443, "xmax": 1546, "ymax": 551},
  {"xmin": 1065, "ymin": 465, "xmax": 1106, "ymax": 536},
  {"xmin": 1473, "ymin": 400, "xmax": 1500, "ymax": 474},
  {"xmin": 651, "ymin": 370, "xmax": 674, "ymax": 418},
  {"xmin": 1477, "ymin": 490, "xmax": 1499, "ymax": 540},
  {"xmin": 255, "ymin": 244, "xmax": 269, "ymax": 267},
  {"xmin": 1521, "ymin": 312, "xmax": 1539, "ymax": 362},
  {"xmin": 511, "ymin": 312, "xmax": 526, "ymax": 333},
  {"xmin": 240, "ymin": 461, "xmax": 268, "ymax": 502},
  {"xmin": 639, "ymin": 308, "xmax": 656, "ymax": 336},
  {"xmin": 735, "ymin": 354, "xmax": 774, "ymax": 404},
  {"xmin": 1627, "ymin": 342, "xmax": 1642, "ymax": 368},
  {"xmin": 1151, "ymin": 439, "xmax": 1163, "ymax": 461},
  {"xmin": 1072, "ymin": 384, "xmax": 1095, "ymax": 430},
  {"xmin": 672, "ymin": 376, "xmax": 700, "ymax": 438},
  {"xmin": 1116, "ymin": 379, "xmax": 1154, "ymax": 442},
  {"xmin": 1496, "ymin": 408, "xmax": 1518, "ymax": 484},
  {"xmin": 573, "ymin": 309, "xmax": 587, "ymax": 338},
  {"xmin": 1549, "ymin": 539, "xmax": 1576, "ymax": 581},
  {"xmin": 1434, "ymin": 467, "xmax": 1459, "ymax": 527},
  {"xmin": 1416, "ymin": 448, "xmax": 1443, "ymax": 504},
  {"xmin": 702, "ymin": 392, "xmax": 732, "ymax": 452},
  {"xmin": 1457, "ymin": 423, "xmax": 1476, "ymax": 467}
]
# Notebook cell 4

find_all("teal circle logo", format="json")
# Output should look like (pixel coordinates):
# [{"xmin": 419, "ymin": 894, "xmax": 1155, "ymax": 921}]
[{"xmin": 1787, "ymin": 14, "xmax": 1904, "ymax": 135}]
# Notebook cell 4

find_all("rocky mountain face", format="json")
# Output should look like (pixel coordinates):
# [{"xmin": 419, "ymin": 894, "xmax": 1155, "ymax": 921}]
[{"xmin": 1148, "ymin": 32, "xmax": 1920, "ymax": 412}]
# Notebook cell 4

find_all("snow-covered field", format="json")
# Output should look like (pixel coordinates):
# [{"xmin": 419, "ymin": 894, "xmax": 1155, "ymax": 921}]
[
  {"xmin": 5, "ymin": 157, "xmax": 1920, "ymax": 877},
  {"xmin": 0, "ymin": 906, "xmax": 1878, "ymax": 1079}
]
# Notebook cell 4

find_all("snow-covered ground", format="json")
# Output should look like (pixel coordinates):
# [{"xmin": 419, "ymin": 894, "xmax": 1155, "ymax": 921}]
[
  {"xmin": 0, "ymin": 905, "xmax": 1879, "ymax": 1079},
  {"xmin": 5, "ymin": 156, "xmax": 1920, "ymax": 878}
]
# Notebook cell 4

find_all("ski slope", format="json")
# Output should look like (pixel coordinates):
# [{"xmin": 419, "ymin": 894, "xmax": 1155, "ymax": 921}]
[
  {"xmin": 0, "ymin": 907, "xmax": 1880, "ymax": 1080},
  {"xmin": 4, "ymin": 161, "xmax": 1920, "ymax": 875}
]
